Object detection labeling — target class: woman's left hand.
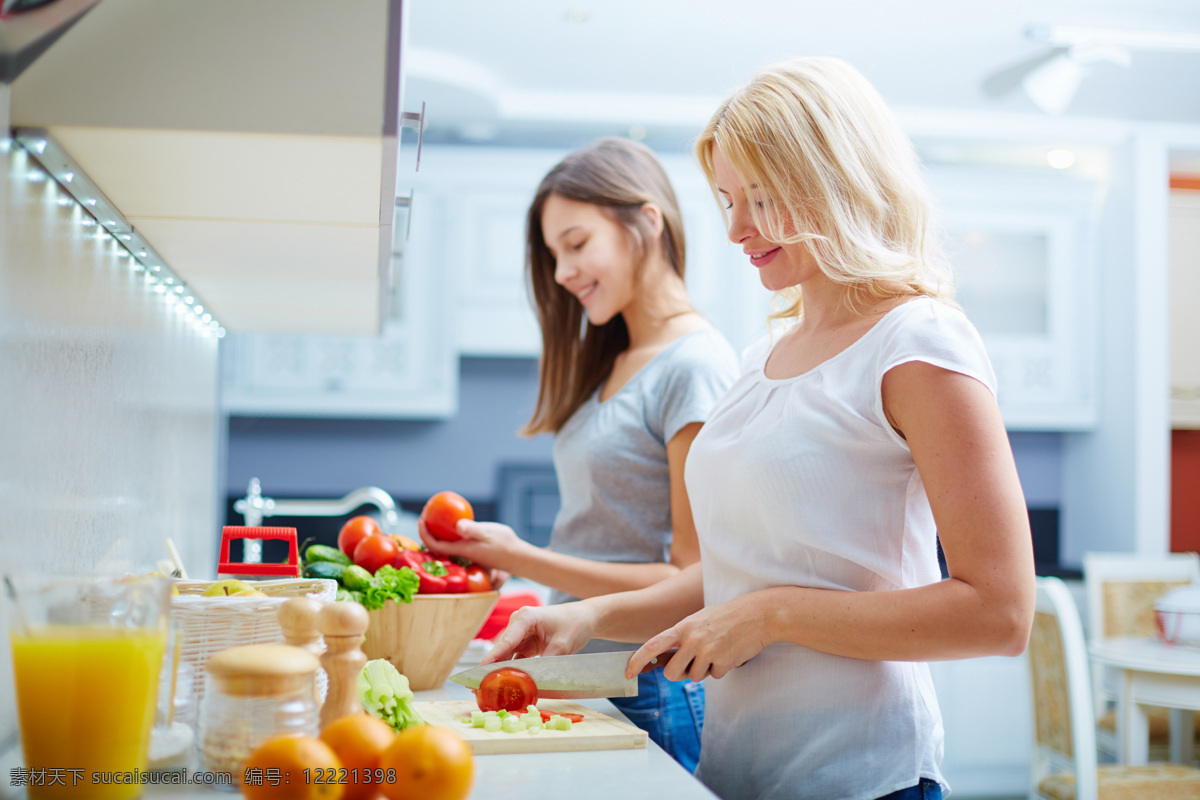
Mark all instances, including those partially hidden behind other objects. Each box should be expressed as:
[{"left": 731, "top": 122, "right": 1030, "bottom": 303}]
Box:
[{"left": 627, "top": 593, "right": 771, "bottom": 681}]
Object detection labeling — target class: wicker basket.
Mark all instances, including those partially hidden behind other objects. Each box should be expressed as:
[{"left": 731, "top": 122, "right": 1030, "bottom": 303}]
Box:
[{"left": 171, "top": 578, "right": 337, "bottom": 724}]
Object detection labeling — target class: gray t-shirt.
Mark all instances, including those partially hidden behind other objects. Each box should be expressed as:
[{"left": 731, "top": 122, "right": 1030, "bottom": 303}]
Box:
[{"left": 548, "top": 327, "right": 739, "bottom": 652}]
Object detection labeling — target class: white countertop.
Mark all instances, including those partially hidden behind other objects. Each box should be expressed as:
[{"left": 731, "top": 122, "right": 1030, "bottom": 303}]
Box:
[{"left": 0, "top": 680, "right": 717, "bottom": 800}]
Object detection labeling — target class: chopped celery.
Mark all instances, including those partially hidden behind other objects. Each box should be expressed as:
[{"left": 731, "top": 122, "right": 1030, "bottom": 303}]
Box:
[
  {"left": 501, "top": 715, "right": 523, "bottom": 733},
  {"left": 484, "top": 716, "right": 503, "bottom": 733},
  {"left": 356, "top": 659, "right": 424, "bottom": 732}
]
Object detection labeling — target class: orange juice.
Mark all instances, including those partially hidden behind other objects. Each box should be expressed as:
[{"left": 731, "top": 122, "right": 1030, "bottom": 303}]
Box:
[{"left": 11, "top": 625, "right": 166, "bottom": 800}]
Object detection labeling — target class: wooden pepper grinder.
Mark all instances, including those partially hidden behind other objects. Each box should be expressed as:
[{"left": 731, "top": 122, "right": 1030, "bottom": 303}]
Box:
[
  {"left": 278, "top": 597, "right": 327, "bottom": 704},
  {"left": 317, "top": 600, "right": 370, "bottom": 729}
]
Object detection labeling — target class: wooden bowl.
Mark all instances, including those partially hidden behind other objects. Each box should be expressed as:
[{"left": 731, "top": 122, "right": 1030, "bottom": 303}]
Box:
[{"left": 361, "top": 591, "right": 499, "bottom": 690}]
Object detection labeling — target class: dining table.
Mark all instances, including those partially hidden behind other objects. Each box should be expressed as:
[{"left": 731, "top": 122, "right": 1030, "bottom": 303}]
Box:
[{"left": 1089, "top": 635, "right": 1200, "bottom": 765}]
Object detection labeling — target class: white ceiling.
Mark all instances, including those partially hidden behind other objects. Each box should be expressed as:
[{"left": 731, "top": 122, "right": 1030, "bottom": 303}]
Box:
[{"left": 406, "top": 0, "right": 1200, "bottom": 151}]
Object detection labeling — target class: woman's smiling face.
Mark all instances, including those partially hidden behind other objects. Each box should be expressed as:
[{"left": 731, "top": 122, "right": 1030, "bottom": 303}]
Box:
[
  {"left": 541, "top": 193, "right": 639, "bottom": 326},
  {"left": 712, "top": 145, "right": 820, "bottom": 292}
]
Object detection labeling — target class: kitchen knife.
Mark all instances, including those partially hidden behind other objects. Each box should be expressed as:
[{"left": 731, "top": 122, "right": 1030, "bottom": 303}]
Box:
[{"left": 449, "top": 651, "right": 639, "bottom": 699}]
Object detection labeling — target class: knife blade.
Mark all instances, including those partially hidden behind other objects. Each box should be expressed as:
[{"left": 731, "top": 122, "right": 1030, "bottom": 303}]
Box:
[{"left": 449, "top": 651, "right": 639, "bottom": 699}]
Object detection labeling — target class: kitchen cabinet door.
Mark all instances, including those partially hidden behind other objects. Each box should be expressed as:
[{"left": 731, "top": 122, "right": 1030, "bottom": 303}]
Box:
[
  {"left": 1171, "top": 191, "right": 1200, "bottom": 429},
  {"left": 219, "top": 194, "right": 457, "bottom": 418},
  {"left": 928, "top": 655, "right": 1032, "bottom": 796},
  {"left": 423, "top": 146, "right": 773, "bottom": 359},
  {"left": 930, "top": 167, "right": 1101, "bottom": 430}
]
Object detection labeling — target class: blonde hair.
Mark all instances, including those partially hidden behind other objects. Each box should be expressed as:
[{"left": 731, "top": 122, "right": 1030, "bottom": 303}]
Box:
[
  {"left": 695, "top": 57, "right": 954, "bottom": 320},
  {"left": 522, "top": 138, "right": 687, "bottom": 435}
]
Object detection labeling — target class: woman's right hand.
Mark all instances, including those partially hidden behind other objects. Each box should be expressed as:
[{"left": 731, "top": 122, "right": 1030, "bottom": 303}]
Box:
[
  {"left": 482, "top": 601, "right": 600, "bottom": 663},
  {"left": 418, "top": 518, "right": 526, "bottom": 573}
]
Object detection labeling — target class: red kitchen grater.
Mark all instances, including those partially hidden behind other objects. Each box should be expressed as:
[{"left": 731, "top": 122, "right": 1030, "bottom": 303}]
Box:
[{"left": 217, "top": 526, "right": 301, "bottom": 577}]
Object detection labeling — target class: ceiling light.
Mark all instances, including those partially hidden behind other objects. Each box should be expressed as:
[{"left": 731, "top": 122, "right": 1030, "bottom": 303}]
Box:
[{"left": 1021, "top": 42, "right": 1131, "bottom": 114}]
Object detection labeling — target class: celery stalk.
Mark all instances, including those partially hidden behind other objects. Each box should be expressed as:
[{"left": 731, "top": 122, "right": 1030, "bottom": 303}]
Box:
[{"left": 356, "top": 658, "right": 424, "bottom": 732}]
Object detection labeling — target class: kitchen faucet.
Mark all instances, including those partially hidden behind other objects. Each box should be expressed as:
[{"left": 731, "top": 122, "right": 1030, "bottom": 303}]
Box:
[{"left": 233, "top": 477, "right": 404, "bottom": 563}]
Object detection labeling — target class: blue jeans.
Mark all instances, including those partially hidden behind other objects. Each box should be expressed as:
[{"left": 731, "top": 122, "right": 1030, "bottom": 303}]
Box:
[
  {"left": 876, "top": 779, "right": 943, "bottom": 800},
  {"left": 607, "top": 666, "right": 704, "bottom": 773}
]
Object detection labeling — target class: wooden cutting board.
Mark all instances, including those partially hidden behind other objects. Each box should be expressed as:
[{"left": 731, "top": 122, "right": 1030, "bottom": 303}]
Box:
[{"left": 413, "top": 699, "right": 648, "bottom": 754}]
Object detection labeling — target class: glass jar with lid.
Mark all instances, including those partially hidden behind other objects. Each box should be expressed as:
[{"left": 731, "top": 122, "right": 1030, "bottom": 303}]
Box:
[{"left": 198, "top": 643, "right": 321, "bottom": 785}]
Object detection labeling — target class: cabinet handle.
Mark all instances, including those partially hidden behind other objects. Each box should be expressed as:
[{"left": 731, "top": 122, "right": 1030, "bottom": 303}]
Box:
[
  {"left": 1172, "top": 386, "right": 1200, "bottom": 401},
  {"left": 401, "top": 100, "right": 426, "bottom": 172},
  {"left": 394, "top": 190, "right": 414, "bottom": 242}
]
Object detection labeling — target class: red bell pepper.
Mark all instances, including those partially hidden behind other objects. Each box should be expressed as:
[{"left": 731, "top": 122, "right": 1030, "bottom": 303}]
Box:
[
  {"left": 393, "top": 549, "right": 449, "bottom": 593},
  {"left": 442, "top": 562, "right": 469, "bottom": 593}
]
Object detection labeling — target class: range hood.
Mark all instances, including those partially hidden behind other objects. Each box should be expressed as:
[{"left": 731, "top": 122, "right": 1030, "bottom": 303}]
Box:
[{"left": 8, "top": 0, "right": 407, "bottom": 335}]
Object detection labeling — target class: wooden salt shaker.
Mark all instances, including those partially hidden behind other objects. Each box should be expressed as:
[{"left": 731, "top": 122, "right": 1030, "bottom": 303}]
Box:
[
  {"left": 317, "top": 600, "right": 370, "bottom": 729},
  {"left": 278, "top": 597, "right": 327, "bottom": 704}
]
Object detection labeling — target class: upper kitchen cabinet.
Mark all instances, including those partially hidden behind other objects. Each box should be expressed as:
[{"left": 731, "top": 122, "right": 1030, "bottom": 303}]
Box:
[
  {"left": 8, "top": 0, "right": 411, "bottom": 336},
  {"left": 927, "top": 165, "right": 1101, "bottom": 430},
  {"left": 420, "top": 146, "right": 770, "bottom": 359},
  {"left": 426, "top": 144, "right": 1099, "bottom": 430}
]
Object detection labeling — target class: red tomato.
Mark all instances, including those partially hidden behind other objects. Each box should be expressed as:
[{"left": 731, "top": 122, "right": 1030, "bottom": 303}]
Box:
[
  {"left": 338, "top": 515, "right": 382, "bottom": 557},
  {"left": 465, "top": 565, "right": 492, "bottom": 593},
  {"left": 421, "top": 491, "right": 474, "bottom": 542},
  {"left": 475, "top": 667, "right": 538, "bottom": 713},
  {"left": 538, "top": 710, "right": 584, "bottom": 724},
  {"left": 353, "top": 533, "right": 399, "bottom": 574}
]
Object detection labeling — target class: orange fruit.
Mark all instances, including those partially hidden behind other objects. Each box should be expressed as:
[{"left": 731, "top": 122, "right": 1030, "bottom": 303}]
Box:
[
  {"left": 378, "top": 725, "right": 474, "bottom": 800},
  {"left": 240, "top": 734, "right": 345, "bottom": 800},
  {"left": 319, "top": 714, "right": 396, "bottom": 800}
]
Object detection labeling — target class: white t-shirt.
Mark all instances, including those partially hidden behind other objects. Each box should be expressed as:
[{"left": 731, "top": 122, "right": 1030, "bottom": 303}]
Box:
[{"left": 685, "top": 297, "right": 995, "bottom": 800}]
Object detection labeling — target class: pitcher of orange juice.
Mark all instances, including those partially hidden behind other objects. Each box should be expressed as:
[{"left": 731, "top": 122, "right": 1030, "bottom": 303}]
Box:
[{"left": 5, "top": 574, "right": 170, "bottom": 800}]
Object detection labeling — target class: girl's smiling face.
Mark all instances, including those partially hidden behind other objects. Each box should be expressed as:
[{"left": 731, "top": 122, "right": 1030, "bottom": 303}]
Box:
[
  {"left": 712, "top": 145, "right": 820, "bottom": 292},
  {"left": 541, "top": 193, "right": 639, "bottom": 326}
]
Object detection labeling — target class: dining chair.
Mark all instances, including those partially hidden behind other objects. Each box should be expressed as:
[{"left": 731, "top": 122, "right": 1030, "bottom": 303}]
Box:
[
  {"left": 1082, "top": 551, "right": 1200, "bottom": 760},
  {"left": 1027, "top": 576, "right": 1200, "bottom": 800}
]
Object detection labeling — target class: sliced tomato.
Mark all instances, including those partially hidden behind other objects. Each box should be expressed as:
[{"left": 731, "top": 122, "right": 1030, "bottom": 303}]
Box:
[
  {"left": 476, "top": 667, "right": 538, "bottom": 713},
  {"left": 539, "top": 710, "right": 584, "bottom": 724}
]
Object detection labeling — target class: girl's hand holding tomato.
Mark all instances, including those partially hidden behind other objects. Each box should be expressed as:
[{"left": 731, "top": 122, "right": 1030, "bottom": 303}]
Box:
[
  {"left": 420, "top": 491, "right": 474, "bottom": 542},
  {"left": 417, "top": 518, "right": 525, "bottom": 574}
]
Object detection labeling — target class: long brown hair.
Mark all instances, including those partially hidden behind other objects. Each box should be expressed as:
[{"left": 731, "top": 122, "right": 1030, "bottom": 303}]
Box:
[{"left": 521, "top": 138, "right": 686, "bottom": 436}]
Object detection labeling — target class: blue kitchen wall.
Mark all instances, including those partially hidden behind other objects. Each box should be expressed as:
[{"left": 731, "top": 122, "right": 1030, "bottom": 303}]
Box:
[
  {"left": 225, "top": 356, "right": 1065, "bottom": 558},
  {"left": 225, "top": 357, "right": 554, "bottom": 506}
]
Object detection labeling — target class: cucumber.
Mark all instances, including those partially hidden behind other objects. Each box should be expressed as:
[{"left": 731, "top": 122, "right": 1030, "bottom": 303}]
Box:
[
  {"left": 304, "top": 544, "right": 351, "bottom": 567},
  {"left": 341, "top": 564, "right": 374, "bottom": 591},
  {"left": 303, "top": 561, "right": 346, "bottom": 582}
]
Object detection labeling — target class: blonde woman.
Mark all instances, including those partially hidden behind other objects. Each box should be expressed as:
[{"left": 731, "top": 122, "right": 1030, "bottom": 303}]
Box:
[
  {"left": 479, "top": 59, "right": 1036, "bottom": 800},
  {"left": 421, "top": 137, "right": 739, "bottom": 771}
]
